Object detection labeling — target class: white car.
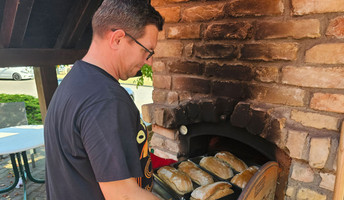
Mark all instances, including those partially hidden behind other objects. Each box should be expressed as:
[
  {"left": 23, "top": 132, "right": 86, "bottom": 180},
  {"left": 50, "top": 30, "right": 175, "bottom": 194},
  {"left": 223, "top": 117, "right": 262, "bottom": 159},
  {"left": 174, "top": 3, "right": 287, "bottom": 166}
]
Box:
[{"left": 0, "top": 67, "right": 34, "bottom": 80}]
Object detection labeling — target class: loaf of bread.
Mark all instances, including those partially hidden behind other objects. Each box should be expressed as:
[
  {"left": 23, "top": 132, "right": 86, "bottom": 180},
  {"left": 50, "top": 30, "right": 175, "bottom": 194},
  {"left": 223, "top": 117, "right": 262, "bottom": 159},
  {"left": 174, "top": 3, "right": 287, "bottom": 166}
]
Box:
[
  {"left": 190, "top": 181, "right": 234, "bottom": 200},
  {"left": 199, "top": 157, "right": 233, "bottom": 179},
  {"left": 178, "top": 161, "right": 214, "bottom": 186},
  {"left": 157, "top": 166, "right": 193, "bottom": 195},
  {"left": 230, "top": 166, "right": 259, "bottom": 189},
  {"left": 215, "top": 151, "right": 248, "bottom": 172}
]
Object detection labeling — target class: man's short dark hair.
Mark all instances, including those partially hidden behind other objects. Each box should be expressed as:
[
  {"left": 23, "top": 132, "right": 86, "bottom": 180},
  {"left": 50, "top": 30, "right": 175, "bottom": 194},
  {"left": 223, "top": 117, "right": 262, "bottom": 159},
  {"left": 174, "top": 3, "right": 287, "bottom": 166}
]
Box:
[{"left": 92, "top": 0, "right": 164, "bottom": 39}]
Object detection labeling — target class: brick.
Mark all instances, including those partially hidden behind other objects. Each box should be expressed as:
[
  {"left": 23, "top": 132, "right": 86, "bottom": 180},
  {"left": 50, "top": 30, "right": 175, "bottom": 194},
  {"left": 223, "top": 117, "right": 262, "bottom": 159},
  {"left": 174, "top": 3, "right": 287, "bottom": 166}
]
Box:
[
  {"left": 141, "top": 103, "right": 154, "bottom": 123},
  {"left": 200, "top": 99, "right": 221, "bottom": 123},
  {"left": 156, "top": 6, "right": 181, "bottom": 23},
  {"left": 167, "top": 61, "right": 204, "bottom": 75},
  {"left": 150, "top": 133, "right": 180, "bottom": 153},
  {"left": 151, "top": 0, "right": 190, "bottom": 7},
  {"left": 172, "top": 76, "right": 210, "bottom": 94},
  {"left": 194, "top": 43, "right": 238, "bottom": 59},
  {"left": 214, "top": 98, "right": 237, "bottom": 121},
  {"left": 167, "top": 91, "right": 179, "bottom": 105},
  {"left": 151, "top": 0, "right": 166, "bottom": 7},
  {"left": 152, "top": 89, "right": 168, "bottom": 103},
  {"left": 309, "top": 137, "right": 331, "bottom": 169},
  {"left": 306, "top": 43, "right": 344, "bottom": 64},
  {"left": 205, "top": 63, "right": 254, "bottom": 81},
  {"left": 154, "top": 107, "right": 165, "bottom": 127},
  {"left": 152, "top": 147, "right": 178, "bottom": 161},
  {"left": 291, "top": 162, "right": 314, "bottom": 182},
  {"left": 310, "top": 93, "right": 344, "bottom": 113},
  {"left": 256, "top": 19, "right": 320, "bottom": 39},
  {"left": 153, "top": 106, "right": 175, "bottom": 128},
  {"left": 212, "top": 81, "right": 248, "bottom": 99},
  {"left": 185, "top": 43, "right": 193, "bottom": 57},
  {"left": 152, "top": 61, "right": 166, "bottom": 73},
  {"left": 247, "top": 108, "right": 268, "bottom": 136},
  {"left": 240, "top": 43, "right": 298, "bottom": 61},
  {"left": 173, "top": 106, "right": 189, "bottom": 125},
  {"left": 182, "top": 3, "right": 226, "bottom": 22},
  {"left": 158, "top": 29, "right": 166, "bottom": 40},
  {"left": 286, "top": 186, "right": 295, "bottom": 197},
  {"left": 153, "top": 74, "right": 171, "bottom": 90},
  {"left": 155, "top": 41, "right": 183, "bottom": 58},
  {"left": 286, "top": 130, "right": 308, "bottom": 159},
  {"left": 152, "top": 124, "right": 177, "bottom": 140},
  {"left": 255, "top": 66, "right": 279, "bottom": 83},
  {"left": 184, "top": 102, "right": 202, "bottom": 122},
  {"left": 204, "top": 22, "right": 252, "bottom": 40},
  {"left": 319, "top": 172, "right": 335, "bottom": 191},
  {"left": 296, "top": 188, "right": 326, "bottom": 200},
  {"left": 282, "top": 66, "right": 344, "bottom": 89},
  {"left": 178, "top": 91, "right": 192, "bottom": 102},
  {"left": 164, "top": 138, "right": 180, "bottom": 153},
  {"left": 167, "top": 24, "right": 201, "bottom": 39},
  {"left": 326, "top": 16, "right": 344, "bottom": 38},
  {"left": 225, "top": 0, "right": 283, "bottom": 16},
  {"left": 230, "top": 102, "right": 251, "bottom": 128},
  {"left": 291, "top": 110, "right": 339, "bottom": 131},
  {"left": 250, "top": 84, "right": 306, "bottom": 106},
  {"left": 292, "top": 0, "right": 344, "bottom": 15},
  {"left": 261, "top": 115, "right": 287, "bottom": 148},
  {"left": 150, "top": 133, "right": 165, "bottom": 147}
]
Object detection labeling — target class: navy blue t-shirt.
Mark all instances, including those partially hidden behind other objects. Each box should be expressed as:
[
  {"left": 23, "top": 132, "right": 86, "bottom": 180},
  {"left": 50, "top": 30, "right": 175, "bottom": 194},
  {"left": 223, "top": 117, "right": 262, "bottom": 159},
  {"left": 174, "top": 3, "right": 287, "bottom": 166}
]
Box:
[{"left": 44, "top": 60, "right": 153, "bottom": 199}]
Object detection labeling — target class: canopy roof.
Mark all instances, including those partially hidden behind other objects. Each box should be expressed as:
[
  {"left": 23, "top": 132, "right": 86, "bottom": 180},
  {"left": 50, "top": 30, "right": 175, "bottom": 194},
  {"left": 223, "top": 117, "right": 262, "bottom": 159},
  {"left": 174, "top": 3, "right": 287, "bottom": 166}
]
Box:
[{"left": 0, "top": 0, "right": 103, "bottom": 67}]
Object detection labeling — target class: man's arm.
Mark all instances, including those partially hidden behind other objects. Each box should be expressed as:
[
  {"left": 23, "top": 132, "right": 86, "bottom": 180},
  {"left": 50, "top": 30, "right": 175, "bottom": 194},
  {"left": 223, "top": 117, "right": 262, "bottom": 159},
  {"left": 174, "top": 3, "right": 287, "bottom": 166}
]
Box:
[{"left": 99, "top": 177, "right": 159, "bottom": 200}]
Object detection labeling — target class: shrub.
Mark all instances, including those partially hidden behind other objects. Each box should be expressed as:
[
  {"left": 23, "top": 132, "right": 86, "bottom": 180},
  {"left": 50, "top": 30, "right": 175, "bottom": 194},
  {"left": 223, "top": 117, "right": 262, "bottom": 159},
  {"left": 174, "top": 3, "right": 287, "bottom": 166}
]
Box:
[{"left": 0, "top": 94, "right": 42, "bottom": 125}]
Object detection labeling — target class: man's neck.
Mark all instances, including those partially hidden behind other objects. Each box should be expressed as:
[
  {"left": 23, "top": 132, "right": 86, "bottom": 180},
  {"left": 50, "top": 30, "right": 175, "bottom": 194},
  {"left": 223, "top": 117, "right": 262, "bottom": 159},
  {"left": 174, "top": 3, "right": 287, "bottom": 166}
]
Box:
[{"left": 82, "top": 40, "right": 120, "bottom": 80}]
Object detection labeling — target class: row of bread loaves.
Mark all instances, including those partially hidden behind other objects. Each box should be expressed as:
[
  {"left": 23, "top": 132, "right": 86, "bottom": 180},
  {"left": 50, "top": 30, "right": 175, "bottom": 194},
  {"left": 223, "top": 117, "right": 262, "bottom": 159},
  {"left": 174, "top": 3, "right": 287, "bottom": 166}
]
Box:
[
  {"left": 157, "top": 165, "right": 234, "bottom": 200},
  {"left": 157, "top": 151, "right": 259, "bottom": 199}
]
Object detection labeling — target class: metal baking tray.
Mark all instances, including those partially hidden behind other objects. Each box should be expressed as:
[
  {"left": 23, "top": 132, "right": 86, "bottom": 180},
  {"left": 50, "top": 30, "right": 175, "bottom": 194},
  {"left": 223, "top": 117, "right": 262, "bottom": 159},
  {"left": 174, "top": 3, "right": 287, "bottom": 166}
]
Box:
[{"left": 153, "top": 152, "right": 247, "bottom": 200}]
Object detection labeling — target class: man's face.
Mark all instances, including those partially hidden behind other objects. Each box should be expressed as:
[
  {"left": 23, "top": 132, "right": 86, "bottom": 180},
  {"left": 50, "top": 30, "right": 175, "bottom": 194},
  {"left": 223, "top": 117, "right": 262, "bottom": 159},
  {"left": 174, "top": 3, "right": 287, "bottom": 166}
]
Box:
[{"left": 118, "top": 25, "right": 159, "bottom": 80}]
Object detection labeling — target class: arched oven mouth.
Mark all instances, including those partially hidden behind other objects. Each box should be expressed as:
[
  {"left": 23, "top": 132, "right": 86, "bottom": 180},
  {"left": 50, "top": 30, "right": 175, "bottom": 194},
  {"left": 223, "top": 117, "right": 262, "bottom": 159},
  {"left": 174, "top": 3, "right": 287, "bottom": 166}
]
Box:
[{"left": 152, "top": 121, "right": 290, "bottom": 200}]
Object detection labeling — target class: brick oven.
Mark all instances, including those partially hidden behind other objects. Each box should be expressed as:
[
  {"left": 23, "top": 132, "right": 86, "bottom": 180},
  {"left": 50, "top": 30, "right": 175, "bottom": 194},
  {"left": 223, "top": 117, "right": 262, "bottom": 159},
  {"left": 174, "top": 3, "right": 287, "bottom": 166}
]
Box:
[{"left": 143, "top": 0, "right": 344, "bottom": 199}]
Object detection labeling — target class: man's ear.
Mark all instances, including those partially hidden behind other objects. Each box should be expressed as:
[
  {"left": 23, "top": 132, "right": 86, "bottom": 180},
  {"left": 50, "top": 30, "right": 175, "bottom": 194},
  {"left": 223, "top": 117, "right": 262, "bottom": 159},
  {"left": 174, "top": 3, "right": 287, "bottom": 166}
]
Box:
[{"left": 109, "top": 29, "right": 126, "bottom": 49}]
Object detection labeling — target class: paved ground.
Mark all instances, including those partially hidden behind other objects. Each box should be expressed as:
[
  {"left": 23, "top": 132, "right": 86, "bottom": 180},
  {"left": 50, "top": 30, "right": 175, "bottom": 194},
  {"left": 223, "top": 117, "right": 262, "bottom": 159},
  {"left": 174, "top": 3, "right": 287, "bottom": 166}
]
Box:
[
  {"left": 0, "top": 147, "right": 46, "bottom": 200},
  {"left": 0, "top": 80, "right": 38, "bottom": 98}
]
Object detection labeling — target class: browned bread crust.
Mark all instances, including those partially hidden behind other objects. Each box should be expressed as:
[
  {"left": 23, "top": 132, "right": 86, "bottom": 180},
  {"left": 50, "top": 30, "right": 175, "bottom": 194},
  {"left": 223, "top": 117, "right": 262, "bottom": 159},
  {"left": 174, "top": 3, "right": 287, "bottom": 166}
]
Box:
[
  {"left": 178, "top": 161, "right": 214, "bottom": 186},
  {"left": 157, "top": 166, "right": 193, "bottom": 195},
  {"left": 199, "top": 157, "right": 233, "bottom": 179},
  {"left": 215, "top": 151, "right": 248, "bottom": 172},
  {"left": 190, "top": 181, "right": 234, "bottom": 200},
  {"left": 230, "top": 166, "right": 259, "bottom": 189}
]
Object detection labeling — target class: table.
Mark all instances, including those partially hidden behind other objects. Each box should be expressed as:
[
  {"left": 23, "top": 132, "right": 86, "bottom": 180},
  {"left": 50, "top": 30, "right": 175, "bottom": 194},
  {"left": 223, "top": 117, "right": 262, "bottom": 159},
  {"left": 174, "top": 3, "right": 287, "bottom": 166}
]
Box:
[{"left": 0, "top": 125, "right": 45, "bottom": 199}]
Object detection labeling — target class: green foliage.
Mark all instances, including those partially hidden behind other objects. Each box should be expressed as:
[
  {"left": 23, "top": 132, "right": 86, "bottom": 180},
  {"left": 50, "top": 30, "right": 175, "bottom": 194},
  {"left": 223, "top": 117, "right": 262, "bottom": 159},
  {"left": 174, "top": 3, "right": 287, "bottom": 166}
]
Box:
[
  {"left": 0, "top": 94, "right": 42, "bottom": 125},
  {"left": 135, "top": 64, "right": 153, "bottom": 88}
]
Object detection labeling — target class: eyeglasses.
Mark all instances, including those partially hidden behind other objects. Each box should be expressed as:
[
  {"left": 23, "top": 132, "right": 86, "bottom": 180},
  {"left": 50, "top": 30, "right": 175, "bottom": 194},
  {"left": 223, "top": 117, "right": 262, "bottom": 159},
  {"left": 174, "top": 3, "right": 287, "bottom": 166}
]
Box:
[{"left": 111, "top": 29, "right": 154, "bottom": 60}]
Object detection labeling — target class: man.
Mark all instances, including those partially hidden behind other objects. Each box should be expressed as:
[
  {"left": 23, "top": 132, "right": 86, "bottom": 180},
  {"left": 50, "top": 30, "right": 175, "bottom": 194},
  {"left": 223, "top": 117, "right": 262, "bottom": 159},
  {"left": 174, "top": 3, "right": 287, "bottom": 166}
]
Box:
[{"left": 44, "top": 0, "right": 164, "bottom": 199}]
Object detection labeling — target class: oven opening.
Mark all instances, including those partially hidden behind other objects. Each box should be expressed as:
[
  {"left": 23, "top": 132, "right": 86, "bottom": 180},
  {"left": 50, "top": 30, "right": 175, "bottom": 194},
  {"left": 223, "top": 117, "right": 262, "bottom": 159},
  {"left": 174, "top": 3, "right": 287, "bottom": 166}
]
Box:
[{"left": 188, "top": 135, "right": 271, "bottom": 166}]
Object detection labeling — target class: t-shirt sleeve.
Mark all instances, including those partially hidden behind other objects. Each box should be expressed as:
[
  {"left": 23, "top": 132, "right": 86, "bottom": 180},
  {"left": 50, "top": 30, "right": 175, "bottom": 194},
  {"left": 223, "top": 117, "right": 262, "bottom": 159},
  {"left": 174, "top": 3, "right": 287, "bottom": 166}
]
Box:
[{"left": 78, "top": 98, "right": 142, "bottom": 182}]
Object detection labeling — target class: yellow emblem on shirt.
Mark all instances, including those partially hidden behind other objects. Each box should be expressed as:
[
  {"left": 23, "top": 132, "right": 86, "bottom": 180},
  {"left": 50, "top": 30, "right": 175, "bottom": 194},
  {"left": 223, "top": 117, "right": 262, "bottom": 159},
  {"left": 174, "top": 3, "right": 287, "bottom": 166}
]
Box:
[{"left": 136, "top": 130, "right": 146, "bottom": 144}]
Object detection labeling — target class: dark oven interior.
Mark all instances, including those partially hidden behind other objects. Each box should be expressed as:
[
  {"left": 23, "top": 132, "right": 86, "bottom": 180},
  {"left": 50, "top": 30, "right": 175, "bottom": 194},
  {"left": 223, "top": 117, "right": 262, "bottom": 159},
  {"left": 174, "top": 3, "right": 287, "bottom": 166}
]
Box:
[{"left": 178, "top": 121, "right": 276, "bottom": 164}]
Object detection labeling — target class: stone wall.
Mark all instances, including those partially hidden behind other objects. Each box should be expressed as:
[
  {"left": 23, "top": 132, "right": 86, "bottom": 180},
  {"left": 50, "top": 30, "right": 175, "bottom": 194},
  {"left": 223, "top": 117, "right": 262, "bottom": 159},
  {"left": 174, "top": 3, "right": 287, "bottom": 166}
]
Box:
[{"left": 144, "top": 0, "right": 344, "bottom": 199}]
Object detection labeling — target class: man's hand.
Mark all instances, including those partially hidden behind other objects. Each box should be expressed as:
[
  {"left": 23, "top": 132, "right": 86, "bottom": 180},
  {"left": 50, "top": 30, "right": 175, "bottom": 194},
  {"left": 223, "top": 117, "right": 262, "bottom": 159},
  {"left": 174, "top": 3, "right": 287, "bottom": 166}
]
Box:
[{"left": 99, "top": 178, "right": 159, "bottom": 200}]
